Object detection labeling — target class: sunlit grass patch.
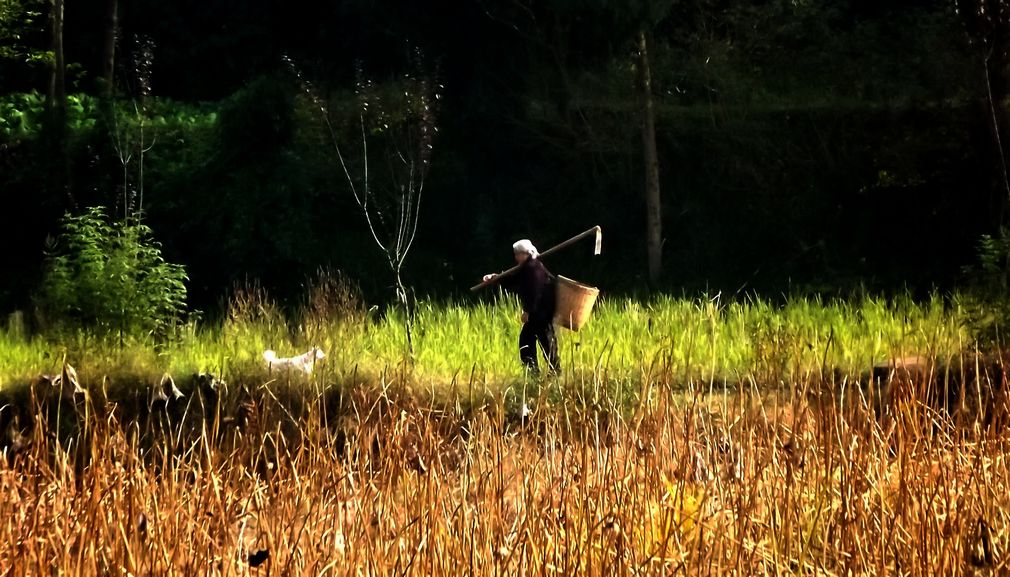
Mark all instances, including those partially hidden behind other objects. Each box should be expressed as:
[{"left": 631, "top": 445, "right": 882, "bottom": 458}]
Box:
[{"left": 0, "top": 292, "right": 974, "bottom": 400}]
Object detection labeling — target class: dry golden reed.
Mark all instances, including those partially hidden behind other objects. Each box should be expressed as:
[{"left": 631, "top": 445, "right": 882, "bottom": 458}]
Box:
[{"left": 2, "top": 367, "right": 1010, "bottom": 576}]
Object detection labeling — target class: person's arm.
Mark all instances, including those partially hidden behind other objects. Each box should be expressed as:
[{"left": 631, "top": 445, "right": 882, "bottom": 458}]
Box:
[{"left": 481, "top": 273, "right": 514, "bottom": 290}]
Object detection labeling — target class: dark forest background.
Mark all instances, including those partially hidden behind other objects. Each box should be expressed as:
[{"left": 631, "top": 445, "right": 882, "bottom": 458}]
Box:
[{"left": 1, "top": 0, "right": 1006, "bottom": 316}]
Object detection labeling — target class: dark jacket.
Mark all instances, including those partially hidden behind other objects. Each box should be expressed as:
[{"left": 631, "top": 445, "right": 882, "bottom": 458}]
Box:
[{"left": 502, "top": 257, "right": 556, "bottom": 322}]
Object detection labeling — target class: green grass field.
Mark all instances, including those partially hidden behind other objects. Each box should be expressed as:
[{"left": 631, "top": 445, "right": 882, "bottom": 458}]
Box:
[{"left": 0, "top": 292, "right": 981, "bottom": 403}]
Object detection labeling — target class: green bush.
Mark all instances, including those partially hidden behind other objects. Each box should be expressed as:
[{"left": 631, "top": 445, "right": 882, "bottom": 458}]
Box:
[
  {"left": 964, "top": 228, "right": 1010, "bottom": 296},
  {"left": 37, "top": 206, "right": 188, "bottom": 341},
  {"left": 0, "top": 91, "right": 100, "bottom": 139}
]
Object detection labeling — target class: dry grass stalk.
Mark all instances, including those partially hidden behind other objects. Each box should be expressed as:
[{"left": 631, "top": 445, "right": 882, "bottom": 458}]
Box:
[{"left": 1, "top": 379, "right": 1009, "bottom": 576}]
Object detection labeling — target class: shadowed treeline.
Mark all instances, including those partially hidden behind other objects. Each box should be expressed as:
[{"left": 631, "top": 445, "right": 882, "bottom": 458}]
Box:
[{"left": 0, "top": 0, "right": 993, "bottom": 314}]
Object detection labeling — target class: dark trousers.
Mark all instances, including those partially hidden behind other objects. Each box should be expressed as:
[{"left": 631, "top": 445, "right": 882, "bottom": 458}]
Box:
[{"left": 519, "top": 318, "right": 560, "bottom": 374}]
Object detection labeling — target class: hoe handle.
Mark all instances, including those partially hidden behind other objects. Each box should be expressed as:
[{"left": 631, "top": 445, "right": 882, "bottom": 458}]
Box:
[{"left": 470, "top": 226, "right": 602, "bottom": 292}]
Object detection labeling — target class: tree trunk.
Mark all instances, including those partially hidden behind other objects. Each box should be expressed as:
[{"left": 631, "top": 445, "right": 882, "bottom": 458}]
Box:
[
  {"left": 394, "top": 268, "right": 414, "bottom": 355},
  {"left": 48, "top": 0, "right": 65, "bottom": 118},
  {"left": 102, "top": 0, "right": 117, "bottom": 97},
  {"left": 47, "top": 0, "right": 73, "bottom": 208},
  {"left": 637, "top": 29, "right": 662, "bottom": 283}
]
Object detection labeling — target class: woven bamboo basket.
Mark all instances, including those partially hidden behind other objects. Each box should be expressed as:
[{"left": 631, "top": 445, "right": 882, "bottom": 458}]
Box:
[{"left": 554, "top": 275, "right": 599, "bottom": 331}]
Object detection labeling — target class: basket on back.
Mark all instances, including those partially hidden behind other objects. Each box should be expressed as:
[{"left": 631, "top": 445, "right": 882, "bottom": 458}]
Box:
[{"left": 554, "top": 275, "right": 599, "bottom": 331}]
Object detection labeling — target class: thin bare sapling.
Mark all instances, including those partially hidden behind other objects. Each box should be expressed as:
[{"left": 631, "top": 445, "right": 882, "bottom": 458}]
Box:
[
  {"left": 287, "top": 52, "right": 440, "bottom": 353},
  {"left": 108, "top": 34, "right": 156, "bottom": 223}
]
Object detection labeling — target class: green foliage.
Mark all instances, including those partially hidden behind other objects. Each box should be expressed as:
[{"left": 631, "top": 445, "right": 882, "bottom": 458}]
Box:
[
  {"left": 0, "top": 0, "right": 48, "bottom": 64},
  {"left": 216, "top": 75, "right": 295, "bottom": 158},
  {"left": 0, "top": 92, "right": 216, "bottom": 141},
  {"left": 166, "top": 76, "right": 318, "bottom": 293},
  {"left": 0, "top": 92, "right": 99, "bottom": 139},
  {"left": 963, "top": 228, "right": 1010, "bottom": 295},
  {"left": 37, "top": 207, "right": 188, "bottom": 341},
  {"left": 954, "top": 229, "right": 1010, "bottom": 341},
  {"left": 0, "top": 91, "right": 43, "bottom": 137}
]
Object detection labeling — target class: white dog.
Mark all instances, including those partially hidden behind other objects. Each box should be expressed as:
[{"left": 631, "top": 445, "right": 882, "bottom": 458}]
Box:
[{"left": 263, "top": 347, "right": 326, "bottom": 374}]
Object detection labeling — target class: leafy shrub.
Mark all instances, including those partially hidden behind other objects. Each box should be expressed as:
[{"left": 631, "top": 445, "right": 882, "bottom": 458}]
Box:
[
  {"left": 37, "top": 206, "right": 187, "bottom": 341},
  {"left": 0, "top": 91, "right": 99, "bottom": 139},
  {"left": 959, "top": 228, "right": 1010, "bottom": 340},
  {"left": 964, "top": 228, "right": 1010, "bottom": 296}
]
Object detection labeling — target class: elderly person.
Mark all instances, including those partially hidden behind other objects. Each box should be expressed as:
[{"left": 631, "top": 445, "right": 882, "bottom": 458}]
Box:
[{"left": 484, "top": 239, "right": 561, "bottom": 375}]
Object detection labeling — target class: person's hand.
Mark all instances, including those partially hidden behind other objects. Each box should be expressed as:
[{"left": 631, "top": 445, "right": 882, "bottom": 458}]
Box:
[
  {"left": 483, "top": 273, "right": 496, "bottom": 282},
  {"left": 521, "top": 312, "right": 529, "bottom": 323}
]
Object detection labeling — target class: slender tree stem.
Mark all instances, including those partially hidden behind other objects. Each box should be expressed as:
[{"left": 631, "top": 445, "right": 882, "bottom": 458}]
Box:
[
  {"left": 984, "top": 48, "right": 1010, "bottom": 226},
  {"left": 637, "top": 29, "right": 663, "bottom": 284}
]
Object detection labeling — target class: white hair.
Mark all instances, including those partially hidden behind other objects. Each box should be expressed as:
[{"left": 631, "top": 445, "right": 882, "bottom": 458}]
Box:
[{"left": 513, "top": 239, "right": 539, "bottom": 258}]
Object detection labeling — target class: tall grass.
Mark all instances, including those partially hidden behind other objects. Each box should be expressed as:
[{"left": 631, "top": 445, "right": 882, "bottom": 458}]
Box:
[
  {"left": 2, "top": 376, "right": 1007, "bottom": 575},
  {"left": 0, "top": 292, "right": 974, "bottom": 400}
]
